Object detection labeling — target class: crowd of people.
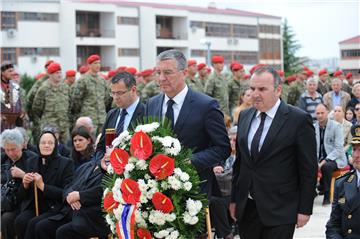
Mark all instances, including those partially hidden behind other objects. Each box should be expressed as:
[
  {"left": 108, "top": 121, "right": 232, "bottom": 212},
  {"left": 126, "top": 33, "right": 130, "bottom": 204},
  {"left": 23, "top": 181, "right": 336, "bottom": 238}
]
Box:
[{"left": 1, "top": 49, "right": 360, "bottom": 239}]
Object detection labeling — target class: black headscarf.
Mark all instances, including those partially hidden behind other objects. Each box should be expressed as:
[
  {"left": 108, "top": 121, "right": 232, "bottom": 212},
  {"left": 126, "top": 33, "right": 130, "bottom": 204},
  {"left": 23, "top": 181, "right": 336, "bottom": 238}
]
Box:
[{"left": 37, "top": 131, "right": 59, "bottom": 164}]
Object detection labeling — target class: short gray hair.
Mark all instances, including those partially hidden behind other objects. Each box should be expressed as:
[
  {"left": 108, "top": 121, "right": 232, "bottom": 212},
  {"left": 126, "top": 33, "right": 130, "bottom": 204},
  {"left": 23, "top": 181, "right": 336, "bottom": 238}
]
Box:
[
  {"left": 331, "top": 78, "right": 342, "bottom": 85},
  {"left": 15, "top": 127, "right": 29, "bottom": 142},
  {"left": 252, "top": 65, "right": 282, "bottom": 88},
  {"left": 306, "top": 77, "right": 318, "bottom": 86},
  {"left": 0, "top": 128, "right": 25, "bottom": 147},
  {"left": 157, "top": 49, "right": 187, "bottom": 71}
]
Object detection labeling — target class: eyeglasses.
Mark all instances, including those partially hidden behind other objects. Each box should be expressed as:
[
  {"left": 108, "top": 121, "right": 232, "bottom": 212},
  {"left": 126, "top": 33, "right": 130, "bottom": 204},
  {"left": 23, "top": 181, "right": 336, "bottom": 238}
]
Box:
[
  {"left": 355, "top": 108, "right": 360, "bottom": 111},
  {"left": 110, "top": 90, "right": 129, "bottom": 97},
  {"left": 39, "top": 141, "right": 55, "bottom": 146}
]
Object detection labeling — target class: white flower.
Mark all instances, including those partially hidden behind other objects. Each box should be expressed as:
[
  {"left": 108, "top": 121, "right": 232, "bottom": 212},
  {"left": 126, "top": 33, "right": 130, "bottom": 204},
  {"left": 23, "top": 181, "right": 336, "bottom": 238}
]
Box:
[
  {"left": 129, "top": 157, "right": 138, "bottom": 163},
  {"left": 160, "top": 181, "right": 169, "bottom": 190},
  {"left": 106, "top": 164, "right": 114, "bottom": 175},
  {"left": 125, "top": 163, "right": 135, "bottom": 172},
  {"left": 136, "top": 160, "right": 148, "bottom": 170},
  {"left": 183, "top": 182, "right": 192, "bottom": 191},
  {"left": 144, "top": 174, "right": 151, "bottom": 180},
  {"left": 138, "top": 179, "right": 148, "bottom": 192},
  {"left": 113, "top": 204, "right": 124, "bottom": 220},
  {"left": 165, "top": 213, "right": 176, "bottom": 222},
  {"left": 153, "top": 136, "right": 182, "bottom": 156},
  {"left": 146, "top": 188, "right": 158, "bottom": 199},
  {"left": 179, "top": 172, "right": 190, "bottom": 182},
  {"left": 112, "top": 130, "right": 130, "bottom": 147},
  {"left": 183, "top": 212, "right": 199, "bottom": 225},
  {"left": 140, "top": 194, "right": 148, "bottom": 203},
  {"left": 142, "top": 211, "right": 149, "bottom": 219},
  {"left": 186, "top": 199, "right": 202, "bottom": 216},
  {"left": 105, "top": 214, "right": 114, "bottom": 227},
  {"left": 166, "top": 230, "right": 179, "bottom": 239},
  {"left": 112, "top": 178, "right": 124, "bottom": 203},
  {"left": 149, "top": 210, "right": 166, "bottom": 225},
  {"left": 147, "top": 179, "right": 158, "bottom": 189},
  {"left": 154, "top": 229, "right": 170, "bottom": 238},
  {"left": 168, "top": 176, "right": 182, "bottom": 190},
  {"left": 135, "top": 210, "right": 148, "bottom": 228},
  {"left": 174, "top": 168, "right": 182, "bottom": 176},
  {"left": 135, "top": 122, "right": 160, "bottom": 133}
]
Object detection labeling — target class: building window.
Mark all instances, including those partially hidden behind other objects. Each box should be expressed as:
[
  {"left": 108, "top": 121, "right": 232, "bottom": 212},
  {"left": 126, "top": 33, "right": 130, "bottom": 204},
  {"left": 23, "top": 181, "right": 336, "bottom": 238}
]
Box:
[
  {"left": 117, "top": 16, "right": 138, "bottom": 25},
  {"left": 19, "top": 48, "right": 60, "bottom": 56},
  {"left": 19, "top": 12, "right": 59, "bottom": 22},
  {"left": 259, "top": 39, "right": 281, "bottom": 60},
  {"left": 205, "top": 22, "right": 231, "bottom": 37},
  {"left": 1, "top": 48, "right": 17, "bottom": 64},
  {"left": 118, "top": 48, "right": 139, "bottom": 57},
  {"left": 1, "top": 12, "right": 17, "bottom": 30},
  {"left": 341, "top": 49, "right": 360, "bottom": 58},
  {"left": 191, "top": 50, "right": 206, "bottom": 57},
  {"left": 233, "top": 24, "right": 258, "bottom": 38},
  {"left": 190, "top": 21, "right": 204, "bottom": 28},
  {"left": 210, "top": 50, "right": 258, "bottom": 64},
  {"left": 259, "top": 25, "right": 281, "bottom": 34}
]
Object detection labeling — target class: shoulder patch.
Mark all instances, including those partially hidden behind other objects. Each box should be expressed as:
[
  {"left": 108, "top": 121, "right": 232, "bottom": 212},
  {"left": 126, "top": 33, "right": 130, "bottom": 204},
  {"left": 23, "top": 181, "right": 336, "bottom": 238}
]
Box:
[
  {"left": 347, "top": 174, "right": 355, "bottom": 183},
  {"left": 335, "top": 170, "right": 355, "bottom": 181}
]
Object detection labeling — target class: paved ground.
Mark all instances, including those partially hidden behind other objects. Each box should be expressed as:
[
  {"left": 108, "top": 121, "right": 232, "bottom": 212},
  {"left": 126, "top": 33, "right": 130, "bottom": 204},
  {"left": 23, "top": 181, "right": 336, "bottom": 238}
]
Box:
[{"left": 230, "top": 195, "right": 332, "bottom": 239}]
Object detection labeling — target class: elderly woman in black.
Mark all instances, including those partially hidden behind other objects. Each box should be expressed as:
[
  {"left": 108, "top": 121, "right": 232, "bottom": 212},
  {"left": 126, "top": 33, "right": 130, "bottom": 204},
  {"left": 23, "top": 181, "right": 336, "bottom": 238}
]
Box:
[
  {"left": 1, "top": 129, "right": 38, "bottom": 239},
  {"left": 14, "top": 131, "right": 74, "bottom": 239}
]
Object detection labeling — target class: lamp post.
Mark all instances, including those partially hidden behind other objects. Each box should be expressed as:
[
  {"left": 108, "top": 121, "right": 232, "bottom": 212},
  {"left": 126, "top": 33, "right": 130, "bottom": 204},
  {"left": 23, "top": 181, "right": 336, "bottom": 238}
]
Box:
[{"left": 200, "top": 39, "right": 211, "bottom": 66}]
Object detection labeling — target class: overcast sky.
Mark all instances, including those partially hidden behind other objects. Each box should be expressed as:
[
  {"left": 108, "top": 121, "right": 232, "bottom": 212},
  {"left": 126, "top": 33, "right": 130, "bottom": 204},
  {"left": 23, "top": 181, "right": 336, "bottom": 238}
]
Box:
[{"left": 133, "top": 0, "right": 360, "bottom": 60}]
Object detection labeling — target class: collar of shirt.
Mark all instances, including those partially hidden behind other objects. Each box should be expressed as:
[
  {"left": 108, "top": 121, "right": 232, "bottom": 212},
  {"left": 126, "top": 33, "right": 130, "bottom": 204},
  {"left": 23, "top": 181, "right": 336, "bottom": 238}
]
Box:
[
  {"left": 116, "top": 97, "right": 139, "bottom": 130},
  {"left": 255, "top": 98, "right": 281, "bottom": 119},
  {"left": 123, "top": 97, "right": 139, "bottom": 117},
  {"left": 162, "top": 85, "right": 189, "bottom": 124}
]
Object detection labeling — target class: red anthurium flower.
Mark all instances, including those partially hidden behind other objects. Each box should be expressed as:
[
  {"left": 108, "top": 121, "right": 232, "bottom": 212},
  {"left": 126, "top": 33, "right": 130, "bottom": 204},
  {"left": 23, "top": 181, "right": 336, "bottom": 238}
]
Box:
[
  {"left": 130, "top": 131, "right": 153, "bottom": 160},
  {"left": 103, "top": 192, "right": 119, "bottom": 213},
  {"left": 152, "top": 192, "right": 174, "bottom": 213},
  {"left": 149, "top": 154, "right": 175, "bottom": 180},
  {"left": 137, "top": 228, "right": 152, "bottom": 239},
  {"left": 121, "top": 179, "right": 141, "bottom": 204},
  {"left": 110, "top": 148, "right": 129, "bottom": 175}
]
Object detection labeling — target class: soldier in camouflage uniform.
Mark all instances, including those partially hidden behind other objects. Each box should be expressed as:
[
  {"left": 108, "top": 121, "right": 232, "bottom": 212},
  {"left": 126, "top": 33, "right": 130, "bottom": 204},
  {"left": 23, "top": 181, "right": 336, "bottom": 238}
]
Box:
[
  {"left": 64, "top": 70, "right": 76, "bottom": 86},
  {"left": 281, "top": 75, "right": 297, "bottom": 103},
  {"left": 204, "top": 55, "right": 230, "bottom": 116},
  {"left": 287, "top": 71, "right": 306, "bottom": 106},
  {"left": 185, "top": 59, "right": 204, "bottom": 93},
  {"left": 71, "top": 54, "right": 111, "bottom": 136},
  {"left": 317, "top": 69, "right": 331, "bottom": 96},
  {"left": 228, "top": 62, "right": 249, "bottom": 116},
  {"left": 137, "top": 69, "right": 154, "bottom": 97},
  {"left": 32, "top": 62, "right": 70, "bottom": 144},
  {"left": 197, "top": 63, "right": 208, "bottom": 88},
  {"left": 141, "top": 79, "right": 160, "bottom": 103}
]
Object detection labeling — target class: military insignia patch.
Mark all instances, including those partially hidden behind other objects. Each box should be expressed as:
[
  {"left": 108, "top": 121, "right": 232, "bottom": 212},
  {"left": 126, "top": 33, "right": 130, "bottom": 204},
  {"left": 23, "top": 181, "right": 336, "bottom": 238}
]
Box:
[
  {"left": 338, "top": 197, "right": 346, "bottom": 204},
  {"left": 347, "top": 174, "right": 354, "bottom": 183}
]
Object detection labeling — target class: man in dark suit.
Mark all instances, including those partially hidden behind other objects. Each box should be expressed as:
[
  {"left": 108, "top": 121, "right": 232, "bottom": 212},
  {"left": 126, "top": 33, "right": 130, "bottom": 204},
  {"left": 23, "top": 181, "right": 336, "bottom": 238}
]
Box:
[
  {"left": 145, "top": 49, "right": 231, "bottom": 196},
  {"left": 326, "top": 124, "right": 360, "bottom": 239},
  {"left": 95, "top": 71, "right": 145, "bottom": 161},
  {"left": 230, "top": 66, "right": 318, "bottom": 239}
]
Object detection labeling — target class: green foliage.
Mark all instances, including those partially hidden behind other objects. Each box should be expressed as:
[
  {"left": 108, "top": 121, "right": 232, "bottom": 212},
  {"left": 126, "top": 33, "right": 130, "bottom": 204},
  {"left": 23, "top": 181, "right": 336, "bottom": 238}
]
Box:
[
  {"left": 282, "top": 18, "right": 302, "bottom": 74},
  {"left": 102, "top": 119, "right": 208, "bottom": 239},
  {"left": 19, "top": 74, "right": 36, "bottom": 94}
]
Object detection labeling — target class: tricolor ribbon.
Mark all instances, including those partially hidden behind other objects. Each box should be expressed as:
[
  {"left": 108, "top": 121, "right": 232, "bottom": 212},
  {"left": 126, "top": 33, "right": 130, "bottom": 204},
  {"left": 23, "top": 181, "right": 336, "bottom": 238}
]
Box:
[{"left": 117, "top": 204, "right": 136, "bottom": 239}]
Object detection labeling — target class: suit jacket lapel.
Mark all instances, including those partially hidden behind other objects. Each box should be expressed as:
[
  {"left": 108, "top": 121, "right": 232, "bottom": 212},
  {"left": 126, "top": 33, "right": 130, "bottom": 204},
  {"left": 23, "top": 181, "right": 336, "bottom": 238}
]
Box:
[
  {"left": 129, "top": 101, "right": 144, "bottom": 130},
  {"left": 241, "top": 108, "right": 256, "bottom": 159},
  {"left": 344, "top": 174, "right": 360, "bottom": 212},
  {"left": 257, "top": 101, "right": 288, "bottom": 161},
  {"left": 173, "top": 89, "right": 194, "bottom": 134}
]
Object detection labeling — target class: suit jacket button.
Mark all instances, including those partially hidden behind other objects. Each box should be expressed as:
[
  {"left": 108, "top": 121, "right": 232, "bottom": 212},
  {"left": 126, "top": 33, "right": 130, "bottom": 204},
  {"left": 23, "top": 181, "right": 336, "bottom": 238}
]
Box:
[
  {"left": 348, "top": 229, "right": 352, "bottom": 234},
  {"left": 347, "top": 214, "right": 352, "bottom": 219}
]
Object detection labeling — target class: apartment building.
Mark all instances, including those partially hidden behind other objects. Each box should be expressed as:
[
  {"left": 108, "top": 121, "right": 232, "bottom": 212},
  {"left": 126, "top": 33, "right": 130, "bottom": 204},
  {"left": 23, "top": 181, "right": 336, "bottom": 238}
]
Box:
[{"left": 339, "top": 35, "right": 360, "bottom": 78}]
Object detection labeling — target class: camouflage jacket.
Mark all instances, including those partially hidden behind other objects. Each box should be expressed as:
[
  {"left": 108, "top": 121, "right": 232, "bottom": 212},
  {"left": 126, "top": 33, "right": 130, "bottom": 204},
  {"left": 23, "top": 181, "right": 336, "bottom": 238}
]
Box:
[
  {"left": 204, "top": 72, "right": 229, "bottom": 115},
  {"left": 185, "top": 75, "right": 204, "bottom": 93}
]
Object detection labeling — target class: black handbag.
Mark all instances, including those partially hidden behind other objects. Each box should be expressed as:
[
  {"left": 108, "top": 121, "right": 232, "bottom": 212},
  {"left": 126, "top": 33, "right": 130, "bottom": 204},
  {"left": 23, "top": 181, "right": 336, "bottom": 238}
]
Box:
[{"left": 1, "top": 163, "right": 18, "bottom": 213}]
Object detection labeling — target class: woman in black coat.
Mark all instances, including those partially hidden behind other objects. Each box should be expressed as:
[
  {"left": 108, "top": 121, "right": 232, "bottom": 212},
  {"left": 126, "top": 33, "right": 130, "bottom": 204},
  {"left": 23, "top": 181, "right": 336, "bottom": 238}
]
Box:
[
  {"left": 70, "top": 126, "right": 95, "bottom": 170},
  {"left": 14, "top": 131, "right": 74, "bottom": 239}
]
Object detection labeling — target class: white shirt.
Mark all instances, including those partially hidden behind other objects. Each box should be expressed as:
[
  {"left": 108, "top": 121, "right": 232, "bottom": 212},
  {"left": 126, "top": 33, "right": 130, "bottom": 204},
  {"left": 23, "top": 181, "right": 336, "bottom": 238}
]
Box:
[
  {"left": 162, "top": 85, "right": 188, "bottom": 125},
  {"left": 247, "top": 99, "right": 281, "bottom": 153},
  {"left": 115, "top": 97, "right": 140, "bottom": 131}
]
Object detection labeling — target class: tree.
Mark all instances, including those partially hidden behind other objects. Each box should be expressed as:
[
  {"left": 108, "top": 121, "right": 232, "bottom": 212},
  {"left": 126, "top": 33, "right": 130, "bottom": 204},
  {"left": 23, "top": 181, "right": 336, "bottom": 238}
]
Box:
[
  {"left": 20, "top": 73, "right": 35, "bottom": 94},
  {"left": 282, "top": 18, "right": 301, "bottom": 74}
]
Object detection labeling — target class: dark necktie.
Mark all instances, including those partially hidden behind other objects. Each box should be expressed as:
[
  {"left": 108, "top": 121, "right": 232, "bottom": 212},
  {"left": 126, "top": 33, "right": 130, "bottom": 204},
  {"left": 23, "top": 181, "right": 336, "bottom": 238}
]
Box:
[
  {"left": 250, "top": 112, "right": 267, "bottom": 160},
  {"left": 165, "top": 99, "right": 175, "bottom": 129},
  {"left": 116, "top": 109, "right": 128, "bottom": 135}
]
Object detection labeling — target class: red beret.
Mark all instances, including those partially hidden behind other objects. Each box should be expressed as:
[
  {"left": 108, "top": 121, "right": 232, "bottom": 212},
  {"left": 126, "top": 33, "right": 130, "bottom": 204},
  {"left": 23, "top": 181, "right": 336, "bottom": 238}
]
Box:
[
  {"left": 286, "top": 75, "right": 297, "bottom": 82},
  {"left": 35, "top": 72, "right": 46, "bottom": 80},
  {"left": 333, "top": 70, "right": 343, "bottom": 77},
  {"left": 345, "top": 72, "right": 353, "bottom": 79},
  {"left": 211, "top": 55, "right": 224, "bottom": 64},
  {"left": 126, "top": 67, "right": 137, "bottom": 75},
  {"left": 197, "top": 63, "right": 206, "bottom": 71},
  {"left": 187, "top": 59, "right": 197, "bottom": 67},
  {"left": 100, "top": 73, "right": 108, "bottom": 80},
  {"left": 244, "top": 74, "right": 251, "bottom": 79},
  {"left": 66, "top": 70, "right": 76, "bottom": 77},
  {"left": 206, "top": 67, "right": 212, "bottom": 74},
  {"left": 79, "top": 65, "right": 89, "bottom": 74},
  {"left": 250, "top": 64, "right": 267, "bottom": 75},
  {"left": 45, "top": 60, "right": 54, "bottom": 69},
  {"left": 277, "top": 70, "right": 284, "bottom": 77},
  {"left": 108, "top": 70, "right": 117, "bottom": 78},
  {"left": 231, "top": 63, "right": 244, "bottom": 71},
  {"left": 318, "top": 69, "right": 328, "bottom": 76},
  {"left": 117, "top": 66, "right": 127, "bottom": 72},
  {"left": 305, "top": 70, "right": 314, "bottom": 77},
  {"left": 47, "top": 63, "right": 61, "bottom": 74},
  {"left": 87, "top": 54, "right": 100, "bottom": 64},
  {"left": 140, "top": 69, "right": 154, "bottom": 77}
]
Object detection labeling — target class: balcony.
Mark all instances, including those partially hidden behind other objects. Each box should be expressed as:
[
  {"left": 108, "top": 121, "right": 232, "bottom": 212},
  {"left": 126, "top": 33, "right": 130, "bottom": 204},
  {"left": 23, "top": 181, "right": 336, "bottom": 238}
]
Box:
[
  {"left": 156, "top": 15, "right": 188, "bottom": 40},
  {"left": 76, "top": 11, "right": 115, "bottom": 38},
  {"left": 76, "top": 28, "right": 115, "bottom": 38}
]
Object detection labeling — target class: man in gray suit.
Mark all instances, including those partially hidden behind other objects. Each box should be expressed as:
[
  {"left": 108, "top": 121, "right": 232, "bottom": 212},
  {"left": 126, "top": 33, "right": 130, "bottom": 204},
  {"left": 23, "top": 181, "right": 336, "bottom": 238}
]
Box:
[{"left": 314, "top": 103, "right": 348, "bottom": 205}]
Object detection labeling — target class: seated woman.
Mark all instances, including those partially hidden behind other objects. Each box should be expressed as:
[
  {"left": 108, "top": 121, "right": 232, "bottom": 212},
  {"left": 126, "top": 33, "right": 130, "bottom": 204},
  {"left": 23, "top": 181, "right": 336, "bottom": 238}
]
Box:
[
  {"left": 333, "top": 106, "right": 352, "bottom": 157},
  {"left": 1, "top": 129, "right": 38, "bottom": 239},
  {"left": 14, "top": 131, "right": 74, "bottom": 239},
  {"left": 232, "top": 88, "right": 252, "bottom": 124},
  {"left": 70, "top": 126, "right": 95, "bottom": 170}
]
